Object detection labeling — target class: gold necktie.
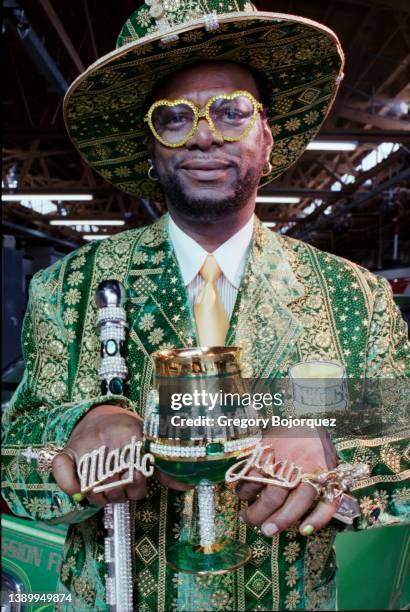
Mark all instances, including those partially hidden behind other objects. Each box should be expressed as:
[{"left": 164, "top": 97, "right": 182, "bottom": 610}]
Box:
[{"left": 194, "top": 254, "right": 229, "bottom": 346}]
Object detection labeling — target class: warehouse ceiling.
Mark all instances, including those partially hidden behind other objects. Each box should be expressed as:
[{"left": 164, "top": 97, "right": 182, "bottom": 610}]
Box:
[{"left": 3, "top": 0, "right": 410, "bottom": 268}]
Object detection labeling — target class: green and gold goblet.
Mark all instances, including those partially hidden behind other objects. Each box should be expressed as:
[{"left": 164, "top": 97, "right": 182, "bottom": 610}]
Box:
[{"left": 143, "top": 347, "right": 260, "bottom": 574}]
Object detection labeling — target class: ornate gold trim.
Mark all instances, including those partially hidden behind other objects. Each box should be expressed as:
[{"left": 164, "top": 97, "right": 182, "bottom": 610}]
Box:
[
  {"left": 351, "top": 469, "right": 410, "bottom": 491},
  {"left": 2, "top": 482, "right": 62, "bottom": 491},
  {"left": 336, "top": 431, "right": 410, "bottom": 451},
  {"left": 271, "top": 534, "right": 280, "bottom": 611},
  {"left": 129, "top": 328, "right": 152, "bottom": 359},
  {"left": 3, "top": 445, "right": 46, "bottom": 454},
  {"left": 237, "top": 504, "right": 247, "bottom": 610},
  {"left": 129, "top": 268, "right": 164, "bottom": 276},
  {"left": 308, "top": 243, "right": 345, "bottom": 364},
  {"left": 157, "top": 487, "right": 167, "bottom": 612}
]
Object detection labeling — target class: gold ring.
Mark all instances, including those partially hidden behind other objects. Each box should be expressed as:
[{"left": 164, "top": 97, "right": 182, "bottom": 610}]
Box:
[
  {"left": 56, "top": 448, "right": 77, "bottom": 464},
  {"left": 301, "top": 477, "right": 322, "bottom": 499}
]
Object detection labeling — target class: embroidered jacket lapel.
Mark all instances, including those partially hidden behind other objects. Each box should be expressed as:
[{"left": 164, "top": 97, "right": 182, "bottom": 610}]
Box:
[
  {"left": 228, "top": 218, "right": 305, "bottom": 378},
  {"left": 123, "top": 216, "right": 197, "bottom": 414},
  {"left": 127, "top": 215, "right": 197, "bottom": 352}
]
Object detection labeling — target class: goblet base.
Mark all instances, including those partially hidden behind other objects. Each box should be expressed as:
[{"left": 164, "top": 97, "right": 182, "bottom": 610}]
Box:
[{"left": 166, "top": 539, "right": 252, "bottom": 575}]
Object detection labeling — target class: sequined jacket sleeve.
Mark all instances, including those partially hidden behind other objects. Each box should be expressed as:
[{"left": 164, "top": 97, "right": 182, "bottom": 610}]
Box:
[
  {"left": 334, "top": 275, "right": 410, "bottom": 530},
  {"left": 1, "top": 254, "right": 135, "bottom": 524}
]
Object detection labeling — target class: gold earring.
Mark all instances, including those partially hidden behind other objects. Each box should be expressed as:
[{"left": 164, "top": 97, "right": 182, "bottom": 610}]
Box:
[
  {"left": 147, "top": 160, "right": 159, "bottom": 182},
  {"left": 261, "top": 161, "right": 273, "bottom": 177}
]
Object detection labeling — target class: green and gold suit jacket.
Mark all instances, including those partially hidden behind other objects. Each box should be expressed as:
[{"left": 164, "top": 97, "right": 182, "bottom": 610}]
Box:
[{"left": 2, "top": 215, "right": 410, "bottom": 611}]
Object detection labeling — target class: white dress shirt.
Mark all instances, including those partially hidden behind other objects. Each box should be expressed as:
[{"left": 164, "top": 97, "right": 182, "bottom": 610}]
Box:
[{"left": 168, "top": 215, "right": 254, "bottom": 320}]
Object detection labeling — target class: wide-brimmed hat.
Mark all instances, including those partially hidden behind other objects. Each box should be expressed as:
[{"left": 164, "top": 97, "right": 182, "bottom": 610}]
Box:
[{"left": 63, "top": 1, "right": 344, "bottom": 202}]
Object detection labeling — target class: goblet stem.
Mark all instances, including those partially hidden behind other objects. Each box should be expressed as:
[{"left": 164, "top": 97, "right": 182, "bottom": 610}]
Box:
[{"left": 197, "top": 479, "right": 216, "bottom": 549}]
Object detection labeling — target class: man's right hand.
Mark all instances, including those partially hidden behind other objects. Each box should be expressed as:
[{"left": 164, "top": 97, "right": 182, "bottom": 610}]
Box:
[{"left": 52, "top": 404, "right": 189, "bottom": 507}]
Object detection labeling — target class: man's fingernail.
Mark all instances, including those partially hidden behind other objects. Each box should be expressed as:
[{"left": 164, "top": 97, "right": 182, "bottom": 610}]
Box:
[
  {"left": 261, "top": 522, "right": 278, "bottom": 536},
  {"left": 72, "top": 493, "right": 84, "bottom": 503},
  {"left": 301, "top": 524, "right": 315, "bottom": 536}
]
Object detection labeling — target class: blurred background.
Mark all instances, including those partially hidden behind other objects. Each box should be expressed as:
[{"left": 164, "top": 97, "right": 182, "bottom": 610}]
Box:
[{"left": 2, "top": 1, "right": 409, "bottom": 609}]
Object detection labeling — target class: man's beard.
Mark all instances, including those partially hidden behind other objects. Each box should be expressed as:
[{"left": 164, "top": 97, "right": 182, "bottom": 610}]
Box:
[{"left": 157, "top": 166, "right": 260, "bottom": 222}]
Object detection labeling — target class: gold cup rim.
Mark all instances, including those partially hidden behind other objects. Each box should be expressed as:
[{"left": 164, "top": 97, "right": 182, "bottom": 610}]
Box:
[{"left": 151, "top": 346, "right": 242, "bottom": 362}]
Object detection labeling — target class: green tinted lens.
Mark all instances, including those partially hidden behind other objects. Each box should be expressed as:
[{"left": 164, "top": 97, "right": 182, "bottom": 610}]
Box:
[
  {"left": 151, "top": 103, "right": 195, "bottom": 144},
  {"left": 210, "top": 96, "right": 255, "bottom": 138}
]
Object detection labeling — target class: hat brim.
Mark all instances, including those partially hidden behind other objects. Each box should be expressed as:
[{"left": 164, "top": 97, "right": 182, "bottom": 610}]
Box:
[{"left": 64, "top": 11, "right": 344, "bottom": 201}]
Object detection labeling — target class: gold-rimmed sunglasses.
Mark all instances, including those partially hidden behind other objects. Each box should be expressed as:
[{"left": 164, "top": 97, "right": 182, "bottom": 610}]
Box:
[{"left": 144, "top": 90, "right": 264, "bottom": 148}]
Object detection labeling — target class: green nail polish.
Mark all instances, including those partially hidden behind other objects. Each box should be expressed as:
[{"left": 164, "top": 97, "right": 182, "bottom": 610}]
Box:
[
  {"left": 72, "top": 492, "right": 84, "bottom": 503},
  {"left": 302, "top": 524, "right": 315, "bottom": 536}
]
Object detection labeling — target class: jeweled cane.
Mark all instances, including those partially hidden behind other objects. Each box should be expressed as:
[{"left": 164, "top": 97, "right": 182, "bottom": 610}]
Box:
[{"left": 96, "top": 280, "right": 133, "bottom": 612}]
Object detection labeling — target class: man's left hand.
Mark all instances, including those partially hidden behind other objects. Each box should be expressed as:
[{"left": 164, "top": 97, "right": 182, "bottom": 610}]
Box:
[{"left": 235, "top": 426, "right": 339, "bottom": 537}]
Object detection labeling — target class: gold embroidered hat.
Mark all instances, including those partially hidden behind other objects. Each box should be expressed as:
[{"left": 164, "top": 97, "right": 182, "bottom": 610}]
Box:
[{"left": 63, "top": 1, "right": 344, "bottom": 201}]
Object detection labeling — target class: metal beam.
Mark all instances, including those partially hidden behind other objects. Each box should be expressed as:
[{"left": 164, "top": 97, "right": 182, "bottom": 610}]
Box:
[
  {"left": 4, "top": 13, "right": 68, "bottom": 94},
  {"left": 296, "top": 148, "right": 406, "bottom": 222},
  {"left": 19, "top": 139, "right": 40, "bottom": 184},
  {"left": 330, "top": 0, "right": 410, "bottom": 11},
  {"left": 293, "top": 166, "right": 410, "bottom": 241},
  {"left": 315, "top": 161, "right": 345, "bottom": 185},
  {"left": 345, "top": 95, "right": 409, "bottom": 110},
  {"left": 39, "top": 0, "right": 85, "bottom": 73},
  {"left": 2, "top": 219, "right": 79, "bottom": 249},
  {"left": 258, "top": 217, "right": 307, "bottom": 222},
  {"left": 83, "top": 0, "right": 98, "bottom": 60},
  {"left": 374, "top": 53, "right": 410, "bottom": 97},
  {"left": 139, "top": 198, "right": 160, "bottom": 221},
  {"left": 319, "top": 130, "right": 410, "bottom": 143},
  {"left": 344, "top": 26, "right": 401, "bottom": 104},
  {"left": 338, "top": 108, "right": 410, "bottom": 131},
  {"left": 257, "top": 188, "right": 355, "bottom": 200},
  {"left": 3, "top": 149, "right": 74, "bottom": 161}
]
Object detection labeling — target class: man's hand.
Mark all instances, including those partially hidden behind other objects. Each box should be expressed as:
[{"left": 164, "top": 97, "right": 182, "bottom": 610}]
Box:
[
  {"left": 236, "top": 426, "right": 339, "bottom": 537},
  {"left": 52, "top": 405, "right": 189, "bottom": 507}
]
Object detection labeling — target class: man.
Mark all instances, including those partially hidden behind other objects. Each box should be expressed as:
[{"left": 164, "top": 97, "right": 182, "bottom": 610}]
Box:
[{"left": 2, "top": 2, "right": 409, "bottom": 610}]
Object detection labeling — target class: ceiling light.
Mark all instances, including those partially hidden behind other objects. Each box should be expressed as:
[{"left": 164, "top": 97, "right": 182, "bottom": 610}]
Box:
[
  {"left": 49, "top": 219, "right": 124, "bottom": 226},
  {"left": 262, "top": 222, "right": 277, "bottom": 228},
  {"left": 256, "top": 196, "right": 300, "bottom": 204},
  {"left": 83, "top": 234, "right": 110, "bottom": 241},
  {"left": 358, "top": 142, "right": 399, "bottom": 173},
  {"left": 307, "top": 142, "right": 358, "bottom": 151},
  {"left": 2, "top": 194, "right": 93, "bottom": 201}
]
